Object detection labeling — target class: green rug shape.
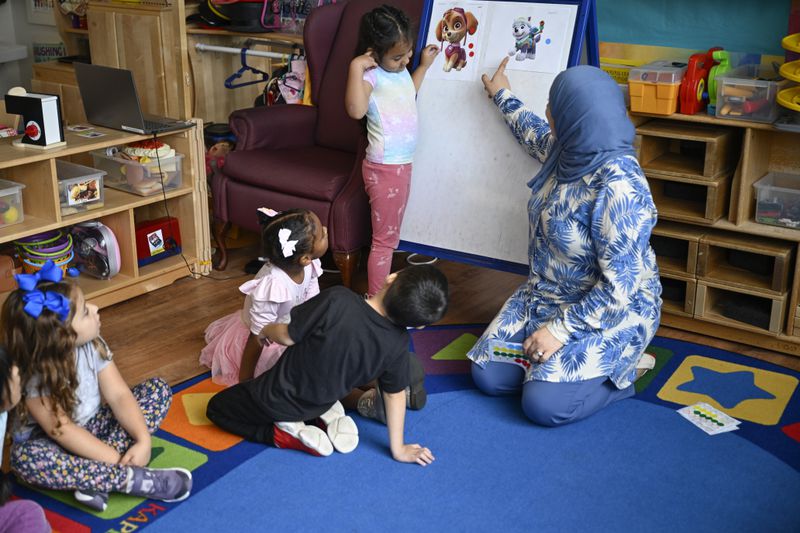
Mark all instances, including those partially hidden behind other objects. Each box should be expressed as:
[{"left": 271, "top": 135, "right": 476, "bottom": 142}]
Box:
[
  {"left": 34, "top": 435, "right": 208, "bottom": 519},
  {"left": 431, "top": 333, "right": 478, "bottom": 361},
  {"left": 635, "top": 345, "right": 674, "bottom": 393}
]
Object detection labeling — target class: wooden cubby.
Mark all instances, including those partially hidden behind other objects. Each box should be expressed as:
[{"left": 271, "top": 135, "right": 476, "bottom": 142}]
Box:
[
  {"left": 659, "top": 271, "right": 696, "bottom": 318},
  {"left": 694, "top": 281, "right": 787, "bottom": 335},
  {"left": 696, "top": 231, "right": 794, "bottom": 295},
  {"left": 650, "top": 220, "right": 704, "bottom": 275},
  {"left": 646, "top": 172, "right": 730, "bottom": 225},
  {"left": 0, "top": 125, "right": 211, "bottom": 309},
  {"left": 38, "top": 2, "right": 304, "bottom": 127},
  {"left": 636, "top": 120, "right": 740, "bottom": 179},
  {"left": 730, "top": 127, "right": 800, "bottom": 225},
  {"left": 794, "top": 305, "right": 800, "bottom": 338},
  {"left": 633, "top": 112, "right": 800, "bottom": 357}
]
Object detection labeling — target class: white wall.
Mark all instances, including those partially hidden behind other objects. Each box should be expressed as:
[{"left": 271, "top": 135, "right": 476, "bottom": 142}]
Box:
[
  {"left": 0, "top": 1, "right": 23, "bottom": 94},
  {"left": 0, "top": 1, "right": 61, "bottom": 94}
]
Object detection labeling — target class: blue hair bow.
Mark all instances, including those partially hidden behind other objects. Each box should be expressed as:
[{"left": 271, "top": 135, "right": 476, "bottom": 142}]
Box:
[
  {"left": 15, "top": 260, "right": 64, "bottom": 291},
  {"left": 22, "top": 290, "right": 71, "bottom": 322},
  {"left": 14, "top": 260, "right": 70, "bottom": 322}
]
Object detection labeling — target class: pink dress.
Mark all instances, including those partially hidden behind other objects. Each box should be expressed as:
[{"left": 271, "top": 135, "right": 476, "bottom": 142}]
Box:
[{"left": 199, "top": 259, "right": 322, "bottom": 385}]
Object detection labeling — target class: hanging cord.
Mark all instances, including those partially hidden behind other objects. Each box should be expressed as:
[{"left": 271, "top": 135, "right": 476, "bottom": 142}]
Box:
[{"left": 151, "top": 132, "right": 246, "bottom": 281}]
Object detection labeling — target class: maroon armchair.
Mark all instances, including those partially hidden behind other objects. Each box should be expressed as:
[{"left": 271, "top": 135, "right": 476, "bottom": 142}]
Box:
[{"left": 212, "top": 0, "right": 423, "bottom": 288}]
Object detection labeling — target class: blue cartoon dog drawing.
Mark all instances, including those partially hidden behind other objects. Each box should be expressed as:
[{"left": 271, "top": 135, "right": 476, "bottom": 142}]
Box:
[{"left": 509, "top": 18, "right": 544, "bottom": 61}]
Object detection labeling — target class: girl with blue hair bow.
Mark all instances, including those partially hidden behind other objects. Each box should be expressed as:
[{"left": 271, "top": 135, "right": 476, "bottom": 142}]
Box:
[
  {"left": 1, "top": 261, "right": 192, "bottom": 512},
  {"left": 468, "top": 59, "right": 662, "bottom": 426}
]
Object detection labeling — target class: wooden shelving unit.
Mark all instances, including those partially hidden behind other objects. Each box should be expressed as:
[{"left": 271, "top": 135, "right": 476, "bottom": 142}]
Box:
[
  {"left": 634, "top": 111, "right": 800, "bottom": 356},
  {"left": 38, "top": 2, "right": 305, "bottom": 126},
  {"left": 0, "top": 125, "right": 211, "bottom": 309}
]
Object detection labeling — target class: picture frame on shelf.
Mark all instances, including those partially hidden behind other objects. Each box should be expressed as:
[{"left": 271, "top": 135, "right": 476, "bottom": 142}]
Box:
[{"left": 26, "top": 0, "right": 56, "bottom": 26}]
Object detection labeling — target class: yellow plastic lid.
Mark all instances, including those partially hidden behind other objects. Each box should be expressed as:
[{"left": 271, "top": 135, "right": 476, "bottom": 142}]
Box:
[
  {"left": 782, "top": 33, "right": 800, "bottom": 53},
  {"left": 779, "top": 60, "right": 800, "bottom": 83},
  {"left": 777, "top": 86, "right": 800, "bottom": 112}
]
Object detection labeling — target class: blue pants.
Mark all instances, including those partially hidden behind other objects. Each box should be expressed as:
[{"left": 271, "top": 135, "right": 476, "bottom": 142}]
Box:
[{"left": 471, "top": 362, "right": 634, "bottom": 427}]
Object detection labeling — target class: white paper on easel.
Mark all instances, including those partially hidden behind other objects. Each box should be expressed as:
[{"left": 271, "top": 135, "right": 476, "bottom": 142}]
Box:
[
  {"left": 424, "top": 0, "right": 489, "bottom": 82},
  {"left": 480, "top": 3, "right": 572, "bottom": 74},
  {"left": 403, "top": 2, "right": 577, "bottom": 265}
]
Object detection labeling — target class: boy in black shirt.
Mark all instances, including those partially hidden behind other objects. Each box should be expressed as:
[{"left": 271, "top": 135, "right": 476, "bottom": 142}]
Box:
[{"left": 206, "top": 265, "right": 449, "bottom": 466}]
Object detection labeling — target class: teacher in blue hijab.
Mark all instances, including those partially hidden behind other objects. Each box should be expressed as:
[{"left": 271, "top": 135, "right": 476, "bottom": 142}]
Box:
[{"left": 466, "top": 59, "right": 663, "bottom": 426}]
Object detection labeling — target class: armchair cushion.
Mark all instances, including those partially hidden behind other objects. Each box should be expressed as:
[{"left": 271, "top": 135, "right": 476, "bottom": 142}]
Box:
[
  {"left": 229, "top": 104, "right": 318, "bottom": 151},
  {"left": 213, "top": 0, "right": 423, "bottom": 285},
  {"left": 223, "top": 147, "right": 356, "bottom": 202}
]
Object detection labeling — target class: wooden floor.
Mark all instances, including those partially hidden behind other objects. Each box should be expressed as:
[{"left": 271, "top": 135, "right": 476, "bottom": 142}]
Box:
[{"left": 104, "top": 244, "right": 800, "bottom": 387}]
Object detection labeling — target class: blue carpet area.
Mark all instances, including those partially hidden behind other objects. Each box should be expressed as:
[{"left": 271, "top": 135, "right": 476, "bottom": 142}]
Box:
[
  {"left": 148, "top": 390, "right": 800, "bottom": 533},
  {"left": 13, "top": 332, "right": 800, "bottom": 531}
]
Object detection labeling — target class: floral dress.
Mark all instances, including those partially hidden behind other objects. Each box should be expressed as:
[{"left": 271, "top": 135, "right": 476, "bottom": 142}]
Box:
[{"left": 467, "top": 90, "right": 662, "bottom": 390}]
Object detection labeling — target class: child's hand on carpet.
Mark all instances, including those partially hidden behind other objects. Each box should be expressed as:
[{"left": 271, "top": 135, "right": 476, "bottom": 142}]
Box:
[
  {"left": 393, "top": 443, "right": 435, "bottom": 466},
  {"left": 120, "top": 439, "right": 152, "bottom": 467}
]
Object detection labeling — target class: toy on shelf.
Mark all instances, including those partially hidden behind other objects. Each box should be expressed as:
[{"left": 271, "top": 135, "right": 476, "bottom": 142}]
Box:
[
  {"left": 3, "top": 87, "right": 65, "bottom": 150},
  {"left": 679, "top": 47, "right": 722, "bottom": 115},
  {"left": 753, "top": 172, "right": 800, "bottom": 229},
  {"left": 628, "top": 60, "right": 688, "bottom": 116},
  {"left": 715, "top": 64, "right": 784, "bottom": 123},
  {"left": 707, "top": 50, "right": 731, "bottom": 115},
  {"left": 13, "top": 230, "right": 79, "bottom": 276},
  {"left": 90, "top": 139, "right": 184, "bottom": 197},
  {"left": 135, "top": 217, "right": 182, "bottom": 267},
  {"left": 776, "top": 33, "right": 800, "bottom": 131},
  {"left": 71, "top": 221, "right": 121, "bottom": 280}
]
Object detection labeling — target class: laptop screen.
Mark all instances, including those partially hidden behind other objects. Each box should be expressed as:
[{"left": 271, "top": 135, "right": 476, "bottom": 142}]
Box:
[{"left": 74, "top": 63, "right": 146, "bottom": 132}]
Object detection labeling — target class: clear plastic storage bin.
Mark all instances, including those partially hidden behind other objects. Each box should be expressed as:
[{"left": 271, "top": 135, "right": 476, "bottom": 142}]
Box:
[
  {"left": 91, "top": 150, "right": 184, "bottom": 197},
  {"left": 628, "top": 60, "right": 687, "bottom": 115},
  {"left": 716, "top": 64, "right": 786, "bottom": 123},
  {"left": 753, "top": 172, "right": 800, "bottom": 228},
  {"left": 55, "top": 160, "right": 105, "bottom": 216},
  {"left": 0, "top": 178, "right": 25, "bottom": 228}
]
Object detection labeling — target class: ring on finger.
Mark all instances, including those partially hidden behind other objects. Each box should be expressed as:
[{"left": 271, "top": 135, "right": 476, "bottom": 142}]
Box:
[{"left": 535, "top": 350, "right": 544, "bottom": 360}]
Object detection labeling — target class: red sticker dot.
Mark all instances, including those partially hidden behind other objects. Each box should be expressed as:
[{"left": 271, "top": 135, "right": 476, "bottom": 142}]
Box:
[
  {"left": 468, "top": 43, "right": 474, "bottom": 49},
  {"left": 469, "top": 51, "right": 475, "bottom": 57}
]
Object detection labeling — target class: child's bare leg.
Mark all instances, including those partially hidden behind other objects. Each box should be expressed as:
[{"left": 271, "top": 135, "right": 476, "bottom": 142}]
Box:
[{"left": 238, "top": 334, "right": 262, "bottom": 382}]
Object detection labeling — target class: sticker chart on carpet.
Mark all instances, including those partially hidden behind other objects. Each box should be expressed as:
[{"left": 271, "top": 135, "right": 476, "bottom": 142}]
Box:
[{"left": 11, "top": 325, "right": 800, "bottom": 531}]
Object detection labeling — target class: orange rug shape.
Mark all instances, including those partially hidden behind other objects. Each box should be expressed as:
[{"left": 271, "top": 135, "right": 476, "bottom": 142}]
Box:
[{"left": 161, "top": 377, "right": 243, "bottom": 451}]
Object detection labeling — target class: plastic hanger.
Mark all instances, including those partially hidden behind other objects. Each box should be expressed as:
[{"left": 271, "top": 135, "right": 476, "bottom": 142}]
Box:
[{"left": 224, "top": 48, "right": 271, "bottom": 89}]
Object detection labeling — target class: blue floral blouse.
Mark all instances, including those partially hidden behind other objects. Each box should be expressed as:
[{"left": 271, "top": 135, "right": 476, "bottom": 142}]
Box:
[{"left": 467, "top": 89, "right": 663, "bottom": 390}]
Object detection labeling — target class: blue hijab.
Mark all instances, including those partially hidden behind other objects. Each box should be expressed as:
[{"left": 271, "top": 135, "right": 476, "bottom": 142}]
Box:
[{"left": 528, "top": 65, "right": 635, "bottom": 188}]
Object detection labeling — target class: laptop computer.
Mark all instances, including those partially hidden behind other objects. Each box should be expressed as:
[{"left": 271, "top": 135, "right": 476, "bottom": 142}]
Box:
[{"left": 74, "top": 63, "right": 193, "bottom": 135}]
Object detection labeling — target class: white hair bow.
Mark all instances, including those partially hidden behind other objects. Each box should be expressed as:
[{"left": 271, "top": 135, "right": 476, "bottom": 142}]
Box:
[
  {"left": 258, "top": 207, "right": 279, "bottom": 217},
  {"left": 278, "top": 228, "right": 299, "bottom": 258}
]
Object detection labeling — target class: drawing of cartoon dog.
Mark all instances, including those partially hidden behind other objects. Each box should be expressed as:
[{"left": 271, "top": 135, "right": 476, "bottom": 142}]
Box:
[
  {"left": 435, "top": 7, "right": 479, "bottom": 72},
  {"left": 509, "top": 18, "right": 544, "bottom": 61}
]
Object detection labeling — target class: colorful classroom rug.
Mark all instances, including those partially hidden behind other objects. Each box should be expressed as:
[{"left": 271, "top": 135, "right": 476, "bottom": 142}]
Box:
[{"left": 11, "top": 325, "right": 800, "bottom": 532}]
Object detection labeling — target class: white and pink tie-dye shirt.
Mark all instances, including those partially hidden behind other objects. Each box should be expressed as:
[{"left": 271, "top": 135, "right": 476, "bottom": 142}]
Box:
[{"left": 363, "top": 66, "right": 417, "bottom": 165}]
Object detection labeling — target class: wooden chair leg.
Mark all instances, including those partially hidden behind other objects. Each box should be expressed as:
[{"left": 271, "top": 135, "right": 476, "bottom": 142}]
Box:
[
  {"left": 212, "top": 221, "right": 231, "bottom": 271},
  {"left": 333, "top": 250, "right": 360, "bottom": 289}
]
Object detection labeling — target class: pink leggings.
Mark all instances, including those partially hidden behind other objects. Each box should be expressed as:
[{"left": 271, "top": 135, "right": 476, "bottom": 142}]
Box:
[{"left": 362, "top": 159, "right": 412, "bottom": 296}]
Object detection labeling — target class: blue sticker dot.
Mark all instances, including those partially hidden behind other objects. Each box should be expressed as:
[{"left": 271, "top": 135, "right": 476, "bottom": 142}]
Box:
[{"left": 545, "top": 38, "right": 552, "bottom": 45}]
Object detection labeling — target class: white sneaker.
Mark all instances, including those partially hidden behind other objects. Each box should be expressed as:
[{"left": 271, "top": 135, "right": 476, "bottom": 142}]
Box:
[
  {"left": 274, "top": 421, "right": 334, "bottom": 457},
  {"left": 635, "top": 352, "right": 657, "bottom": 381},
  {"left": 317, "top": 401, "right": 359, "bottom": 454}
]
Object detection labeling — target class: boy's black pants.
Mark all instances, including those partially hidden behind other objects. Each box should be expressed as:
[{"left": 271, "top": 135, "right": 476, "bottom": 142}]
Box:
[{"left": 206, "top": 384, "right": 277, "bottom": 445}]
